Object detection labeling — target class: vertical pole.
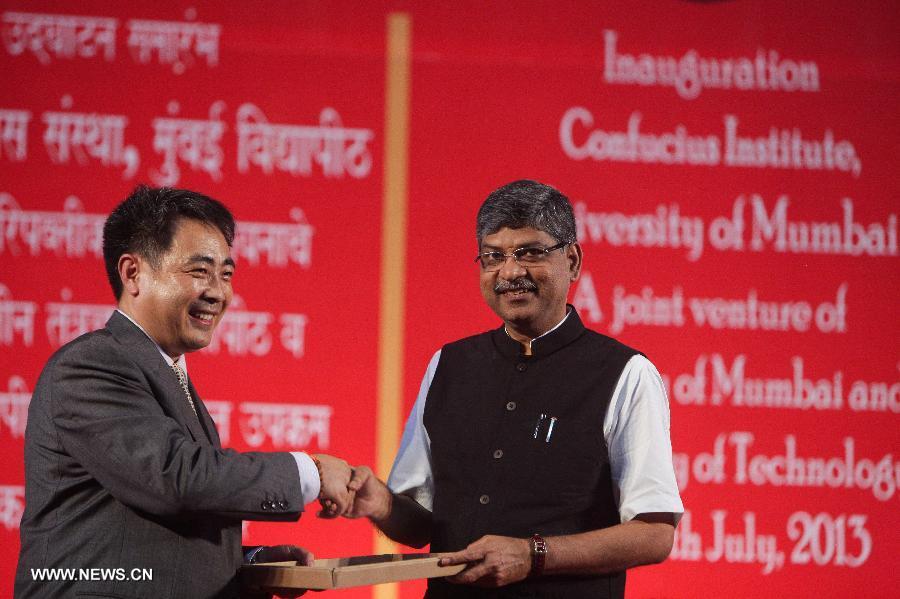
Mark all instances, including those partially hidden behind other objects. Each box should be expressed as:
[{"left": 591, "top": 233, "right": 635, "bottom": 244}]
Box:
[{"left": 375, "top": 12, "right": 412, "bottom": 599}]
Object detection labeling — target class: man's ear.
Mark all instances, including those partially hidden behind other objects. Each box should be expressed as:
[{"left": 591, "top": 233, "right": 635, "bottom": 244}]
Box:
[
  {"left": 118, "top": 253, "right": 142, "bottom": 298},
  {"left": 567, "top": 242, "right": 583, "bottom": 282}
]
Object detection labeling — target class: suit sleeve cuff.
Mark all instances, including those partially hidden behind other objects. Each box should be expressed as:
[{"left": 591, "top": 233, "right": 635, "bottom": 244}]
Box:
[{"left": 291, "top": 452, "right": 321, "bottom": 506}]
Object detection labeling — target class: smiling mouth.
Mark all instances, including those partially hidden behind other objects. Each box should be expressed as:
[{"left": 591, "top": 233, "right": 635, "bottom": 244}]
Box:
[
  {"left": 499, "top": 288, "right": 535, "bottom": 300},
  {"left": 189, "top": 308, "right": 218, "bottom": 325}
]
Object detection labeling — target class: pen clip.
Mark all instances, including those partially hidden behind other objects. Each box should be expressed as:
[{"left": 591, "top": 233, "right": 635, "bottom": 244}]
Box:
[{"left": 532, "top": 413, "right": 547, "bottom": 439}]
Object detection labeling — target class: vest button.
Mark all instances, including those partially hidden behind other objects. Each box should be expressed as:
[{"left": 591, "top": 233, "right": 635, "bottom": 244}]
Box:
[
  {"left": 493, "top": 449, "right": 503, "bottom": 459},
  {"left": 516, "top": 362, "right": 527, "bottom": 372},
  {"left": 479, "top": 494, "right": 490, "bottom": 505},
  {"left": 506, "top": 401, "right": 516, "bottom": 411}
]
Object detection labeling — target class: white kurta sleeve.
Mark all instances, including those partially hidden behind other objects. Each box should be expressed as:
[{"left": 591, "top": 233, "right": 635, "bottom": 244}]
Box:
[
  {"left": 604, "top": 354, "right": 684, "bottom": 523},
  {"left": 386, "top": 350, "right": 441, "bottom": 511}
]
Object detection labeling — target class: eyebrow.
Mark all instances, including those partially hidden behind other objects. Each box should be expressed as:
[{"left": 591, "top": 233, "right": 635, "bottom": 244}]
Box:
[
  {"left": 481, "top": 241, "right": 544, "bottom": 251},
  {"left": 186, "top": 254, "right": 236, "bottom": 268}
]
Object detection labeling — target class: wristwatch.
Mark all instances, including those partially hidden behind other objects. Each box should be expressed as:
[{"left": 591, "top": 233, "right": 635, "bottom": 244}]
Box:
[{"left": 530, "top": 533, "right": 547, "bottom": 577}]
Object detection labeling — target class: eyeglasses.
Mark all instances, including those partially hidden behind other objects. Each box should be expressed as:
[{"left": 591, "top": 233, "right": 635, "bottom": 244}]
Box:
[{"left": 474, "top": 242, "right": 569, "bottom": 272}]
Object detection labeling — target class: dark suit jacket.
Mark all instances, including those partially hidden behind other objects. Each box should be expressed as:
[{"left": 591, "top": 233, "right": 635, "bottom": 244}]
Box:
[{"left": 14, "top": 311, "right": 304, "bottom": 599}]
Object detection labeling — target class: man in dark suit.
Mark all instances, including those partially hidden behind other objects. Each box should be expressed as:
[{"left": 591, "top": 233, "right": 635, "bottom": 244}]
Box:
[{"left": 15, "top": 186, "right": 355, "bottom": 598}]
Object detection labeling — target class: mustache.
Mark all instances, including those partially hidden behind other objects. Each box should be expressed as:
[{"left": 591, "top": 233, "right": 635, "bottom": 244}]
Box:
[{"left": 494, "top": 278, "right": 537, "bottom": 294}]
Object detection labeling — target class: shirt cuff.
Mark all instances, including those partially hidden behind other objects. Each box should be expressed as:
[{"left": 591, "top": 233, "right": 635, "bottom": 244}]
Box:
[{"left": 291, "top": 452, "right": 321, "bottom": 506}]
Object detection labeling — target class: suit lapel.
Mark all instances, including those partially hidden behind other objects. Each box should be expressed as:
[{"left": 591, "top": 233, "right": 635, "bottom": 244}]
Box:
[{"left": 105, "top": 312, "right": 212, "bottom": 445}]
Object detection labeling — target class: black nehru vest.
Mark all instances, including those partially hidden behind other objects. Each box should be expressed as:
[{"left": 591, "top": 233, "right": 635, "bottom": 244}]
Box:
[{"left": 423, "top": 308, "right": 639, "bottom": 599}]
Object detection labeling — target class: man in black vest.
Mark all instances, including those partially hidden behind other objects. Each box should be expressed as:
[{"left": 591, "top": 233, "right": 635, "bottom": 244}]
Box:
[{"left": 349, "top": 180, "right": 683, "bottom": 598}]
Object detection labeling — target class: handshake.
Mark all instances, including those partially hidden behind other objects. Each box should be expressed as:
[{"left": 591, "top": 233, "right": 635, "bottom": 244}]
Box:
[{"left": 312, "top": 455, "right": 388, "bottom": 521}]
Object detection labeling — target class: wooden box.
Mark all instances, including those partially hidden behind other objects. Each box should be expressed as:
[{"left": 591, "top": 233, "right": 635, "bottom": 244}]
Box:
[{"left": 241, "top": 553, "right": 465, "bottom": 592}]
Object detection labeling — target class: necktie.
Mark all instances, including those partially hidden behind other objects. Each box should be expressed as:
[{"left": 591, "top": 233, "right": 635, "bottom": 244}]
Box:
[{"left": 171, "top": 361, "right": 199, "bottom": 418}]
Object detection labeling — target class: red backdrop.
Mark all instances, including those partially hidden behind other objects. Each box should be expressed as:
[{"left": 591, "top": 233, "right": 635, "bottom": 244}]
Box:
[{"left": 2, "top": 2, "right": 898, "bottom": 598}]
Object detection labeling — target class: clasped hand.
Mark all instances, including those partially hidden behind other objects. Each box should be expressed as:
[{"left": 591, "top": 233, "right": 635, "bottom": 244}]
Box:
[
  {"left": 313, "top": 454, "right": 370, "bottom": 518},
  {"left": 314, "top": 461, "right": 388, "bottom": 521}
]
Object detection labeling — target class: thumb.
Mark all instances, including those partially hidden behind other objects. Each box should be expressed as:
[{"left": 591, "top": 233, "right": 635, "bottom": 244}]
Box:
[{"left": 348, "top": 466, "right": 372, "bottom": 492}]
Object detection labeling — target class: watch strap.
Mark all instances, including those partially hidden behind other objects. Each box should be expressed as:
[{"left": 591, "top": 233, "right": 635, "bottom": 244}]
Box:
[{"left": 530, "top": 533, "right": 547, "bottom": 577}]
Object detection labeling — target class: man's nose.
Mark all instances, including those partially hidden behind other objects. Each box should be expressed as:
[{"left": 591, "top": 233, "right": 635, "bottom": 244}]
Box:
[
  {"left": 497, "top": 254, "right": 527, "bottom": 279},
  {"left": 202, "top": 274, "right": 228, "bottom": 302}
]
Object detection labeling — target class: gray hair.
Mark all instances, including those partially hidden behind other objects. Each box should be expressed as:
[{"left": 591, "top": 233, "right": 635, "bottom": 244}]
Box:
[{"left": 475, "top": 179, "right": 577, "bottom": 247}]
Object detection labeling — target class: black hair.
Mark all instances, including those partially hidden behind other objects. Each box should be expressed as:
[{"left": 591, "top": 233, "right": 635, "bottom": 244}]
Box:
[{"left": 102, "top": 185, "right": 235, "bottom": 299}]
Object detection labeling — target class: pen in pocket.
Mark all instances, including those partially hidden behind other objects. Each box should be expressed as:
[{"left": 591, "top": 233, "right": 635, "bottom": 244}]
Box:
[
  {"left": 545, "top": 417, "right": 557, "bottom": 443},
  {"left": 532, "top": 413, "right": 546, "bottom": 439}
]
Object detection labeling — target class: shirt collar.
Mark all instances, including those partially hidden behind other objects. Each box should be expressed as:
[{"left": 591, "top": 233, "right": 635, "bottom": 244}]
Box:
[
  {"left": 493, "top": 305, "right": 585, "bottom": 360},
  {"left": 115, "top": 309, "right": 186, "bottom": 372},
  {"left": 524, "top": 308, "right": 571, "bottom": 341}
]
